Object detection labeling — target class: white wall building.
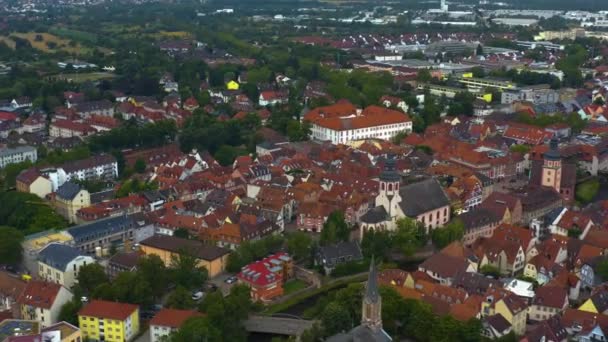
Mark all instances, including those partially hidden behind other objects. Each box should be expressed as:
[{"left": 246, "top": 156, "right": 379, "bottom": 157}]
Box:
[
  {"left": 309, "top": 105, "right": 412, "bottom": 145},
  {"left": 0, "top": 145, "right": 37, "bottom": 168}
]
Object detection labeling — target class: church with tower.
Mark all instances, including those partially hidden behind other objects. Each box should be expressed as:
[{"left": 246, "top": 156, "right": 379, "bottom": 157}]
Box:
[
  {"left": 531, "top": 138, "right": 576, "bottom": 203},
  {"left": 360, "top": 156, "right": 451, "bottom": 238},
  {"left": 327, "top": 259, "right": 392, "bottom": 342}
]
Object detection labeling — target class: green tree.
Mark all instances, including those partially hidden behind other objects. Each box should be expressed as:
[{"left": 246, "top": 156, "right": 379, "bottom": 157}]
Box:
[
  {"left": 58, "top": 299, "right": 82, "bottom": 325},
  {"left": 361, "top": 229, "right": 392, "bottom": 260},
  {"left": 431, "top": 218, "right": 464, "bottom": 249},
  {"left": 595, "top": 259, "right": 608, "bottom": 282},
  {"left": 137, "top": 255, "right": 169, "bottom": 299},
  {"left": 77, "top": 263, "right": 109, "bottom": 295},
  {"left": 394, "top": 218, "right": 428, "bottom": 256},
  {"left": 480, "top": 264, "right": 501, "bottom": 278},
  {"left": 320, "top": 211, "right": 350, "bottom": 246},
  {"left": 0, "top": 227, "right": 24, "bottom": 265},
  {"left": 416, "top": 69, "right": 432, "bottom": 83},
  {"left": 321, "top": 302, "right": 352, "bottom": 336},
  {"left": 170, "top": 316, "right": 222, "bottom": 342},
  {"left": 173, "top": 228, "right": 191, "bottom": 239},
  {"left": 170, "top": 249, "right": 208, "bottom": 290},
  {"left": 166, "top": 286, "right": 195, "bottom": 310},
  {"left": 286, "top": 231, "right": 313, "bottom": 262},
  {"left": 134, "top": 158, "right": 146, "bottom": 174},
  {"left": 112, "top": 271, "right": 154, "bottom": 306}
]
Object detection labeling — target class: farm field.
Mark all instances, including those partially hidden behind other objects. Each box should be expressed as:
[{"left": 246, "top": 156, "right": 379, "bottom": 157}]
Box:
[{"left": 3, "top": 32, "right": 90, "bottom": 54}]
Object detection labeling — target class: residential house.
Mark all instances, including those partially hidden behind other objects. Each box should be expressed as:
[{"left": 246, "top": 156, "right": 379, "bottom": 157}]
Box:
[
  {"left": 460, "top": 208, "right": 501, "bottom": 246},
  {"left": 18, "top": 281, "right": 73, "bottom": 327},
  {"left": 73, "top": 100, "right": 114, "bottom": 118},
  {"left": 479, "top": 192, "right": 523, "bottom": 225},
  {"left": 106, "top": 251, "right": 141, "bottom": 279},
  {"left": 0, "top": 271, "right": 26, "bottom": 315},
  {"left": 579, "top": 289, "right": 608, "bottom": 315},
  {"left": 139, "top": 235, "right": 230, "bottom": 277},
  {"left": 549, "top": 208, "right": 594, "bottom": 239},
  {"left": 581, "top": 256, "right": 608, "bottom": 289},
  {"left": 523, "top": 254, "right": 564, "bottom": 285},
  {"left": 52, "top": 182, "right": 91, "bottom": 224},
  {"left": 316, "top": 241, "right": 364, "bottom": 274},
  {"left": 66, "top": 215, "right": 139, "bottom": 254},
  {"left": 473, "top": 237, "right": 526, "bottom": 276},
  {"left": 61, "top": 154, "right": 119, "bottom": 183},
  {"left": 522, "top": 315, "right": 568, "bottom": 342},
  {"left": 482, "top": 314, "right": 513, "bottom": 339},
  {"left": 418, "top": 252, "right": 476, "bottom": 285},
  {"left": 0, "top": 146, "right": 37, "bottom": 169},
  {"left": 11, "top": 97, "right": 32, "bottom": 109},
  {"left": 149, "top": 309, "right": 202, "bottom": 342},
  {"left": 380, "top": 95, "right": 409, "bottom": 112},
  {"left": 528, "top": 286, "right": 569, "bottom": 321},
  {"left": 15, "top": 168, "right": 52, "bottom": 198},
  {"left": 49, "top": 120, "right": 96, "bottom": 138},
  {"left": 237, "top": 252, "right": 294, "bottom": 302},
  {"left": 258, "top": 90, "right": 288, "bottom": 106},
  {"left": 483, "top": 292, "right": 528, "bottom": 335},
  {"left": 78, "top": 300, "right": 139, "bottom": 342},
  {"left": 37, "top": 243, "right": 96, "bottom": 289}
]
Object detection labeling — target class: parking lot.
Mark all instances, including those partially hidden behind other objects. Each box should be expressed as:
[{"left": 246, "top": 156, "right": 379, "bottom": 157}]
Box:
[{"left": 208, "top": 273, "right": 238, "bottom": 296}]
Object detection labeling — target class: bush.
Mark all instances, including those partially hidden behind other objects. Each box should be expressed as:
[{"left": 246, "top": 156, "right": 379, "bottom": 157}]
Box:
[{"left": 330, "top": 259, "right": 369, "bottom": 277}]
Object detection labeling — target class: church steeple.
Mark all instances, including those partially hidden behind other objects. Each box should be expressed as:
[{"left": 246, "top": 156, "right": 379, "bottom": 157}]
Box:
[
  {"left": 362, "top": 256, "right": 382, "bottom": 332},
  {"left": 379, "top": 154, "right": 400, "bottom": 196},
  {"left": 541, "top": 137, "right": 562, "bottom": 193}
]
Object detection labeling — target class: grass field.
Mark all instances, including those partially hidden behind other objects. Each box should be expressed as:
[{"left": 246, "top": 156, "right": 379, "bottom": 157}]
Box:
[
  {"left": 283, "top": 279, "right": 307, "bottom": 295},
  {"left": 156, "top": 31, "right": 192, "bottom": 39},
  {"left": 52, "top": 72, "right": 116, "bottom": 83},
  {"left": 6, "top": 32, "right": 88, "bottom": 54}
]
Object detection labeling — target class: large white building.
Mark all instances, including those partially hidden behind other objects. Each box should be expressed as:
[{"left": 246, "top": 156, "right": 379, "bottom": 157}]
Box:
[
  {"left": 0, "top": 145, "right": 37, "bottom": 168},
  {"left": 305, "top": 102, "right": 412, "bottom": 145}
]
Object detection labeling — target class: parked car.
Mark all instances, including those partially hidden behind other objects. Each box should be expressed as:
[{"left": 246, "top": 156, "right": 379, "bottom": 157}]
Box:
[
  {"left": 225, "top": 276, "right": 237, "bottom": 284},
  {"left": 192, "top": 291, "right": 204, "bottom": 301}
]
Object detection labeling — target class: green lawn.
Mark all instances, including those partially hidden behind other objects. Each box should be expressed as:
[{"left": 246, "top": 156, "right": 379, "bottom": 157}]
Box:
[
  {"left": 576, "top": 178, "right": 600, "bottom": 204},
  {"left": 283, "top": 279, "right": 307, "bottom": 295}
]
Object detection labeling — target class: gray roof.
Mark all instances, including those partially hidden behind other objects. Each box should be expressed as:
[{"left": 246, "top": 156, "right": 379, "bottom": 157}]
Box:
[
  {"left": 399, "top": 178, "right": 450, "bottom": 217},
  {"left": 38, "top": 243, "right": 87, "bottom": 272},
  {"left": 56, "top": 182, "right": 83, "bottom": 200},
  {"left": 327, "top": 325, "right": 392, "bottom": 342},
  {"left": 67, "top": 215, "right": 134, "bottom": 243},
  {"left": 318, "top": 241, "right": 363, "bottom": 267},
  {"left": 360, "top": 206, "right": 388, "bottom": 224}
]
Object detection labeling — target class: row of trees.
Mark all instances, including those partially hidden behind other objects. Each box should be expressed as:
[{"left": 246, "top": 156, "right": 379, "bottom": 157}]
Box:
[
  {"left": 361, "top": 218, "right": 428, "bottom": 260},
  {"left": 60, "top": 252, "right": 208, "bottom": 324},
  {"left": 300, "top": 283, "right": 489, "bottom": 342}
]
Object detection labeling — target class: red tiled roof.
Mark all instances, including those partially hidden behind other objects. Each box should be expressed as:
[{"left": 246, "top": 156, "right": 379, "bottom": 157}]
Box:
[
  {"left": 51, "top": 119, "right": 95, "bottom": 133},
  {"left": 17, "top": 281, "right": 62, "bottom": 309},
  {"left": 306, "top": 105, "right": 411, "bottom": 131},
  {"left": 78, "top": 300, "right": 138, "bottom": 321},
  {"left": 150, "top": 308, "right": 202, "bottom": 328},
  {"left": 0, "top": 112, "right": 17, "bottom": 122}
]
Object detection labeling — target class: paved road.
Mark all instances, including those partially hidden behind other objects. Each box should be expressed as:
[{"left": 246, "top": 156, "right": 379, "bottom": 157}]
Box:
[{"left": 134, "top": 329, "right": 151, "bottom": 342}]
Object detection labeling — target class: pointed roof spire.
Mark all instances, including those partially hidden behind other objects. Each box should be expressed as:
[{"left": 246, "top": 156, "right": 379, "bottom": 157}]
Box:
[
  {"left": 365, "top": 256, "right": 380, "bottom": 303},
  {"left": 544, "top": 137, "right": 561, "bottom": 161}
]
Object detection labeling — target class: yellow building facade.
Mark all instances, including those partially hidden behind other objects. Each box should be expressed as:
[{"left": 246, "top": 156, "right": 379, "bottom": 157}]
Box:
[{"left": 78, "top": 300, "right": 140, "bottom": 342}]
